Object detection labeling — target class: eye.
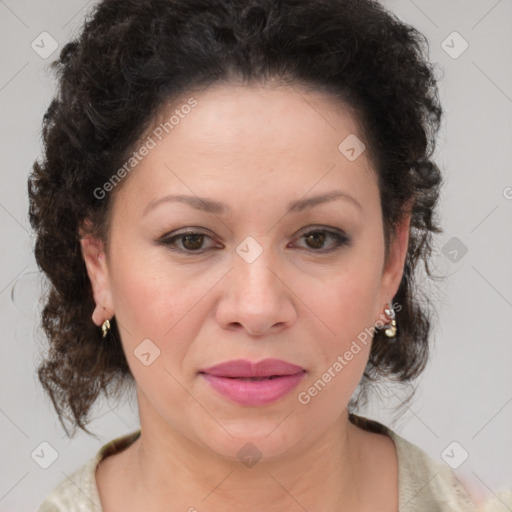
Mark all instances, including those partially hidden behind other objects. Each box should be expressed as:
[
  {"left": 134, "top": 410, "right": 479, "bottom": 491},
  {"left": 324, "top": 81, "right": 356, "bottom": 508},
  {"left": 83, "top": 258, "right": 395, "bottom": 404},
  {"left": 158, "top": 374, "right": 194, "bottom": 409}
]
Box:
[
  {"left": 158, "top": 229, "right": 221, "bottom": 253},
  {"left": 157, "top": 226, "right": 350, "bottom": 255},
  {"left": 293, "top": 227, "right": 350, "bottom": 253}
]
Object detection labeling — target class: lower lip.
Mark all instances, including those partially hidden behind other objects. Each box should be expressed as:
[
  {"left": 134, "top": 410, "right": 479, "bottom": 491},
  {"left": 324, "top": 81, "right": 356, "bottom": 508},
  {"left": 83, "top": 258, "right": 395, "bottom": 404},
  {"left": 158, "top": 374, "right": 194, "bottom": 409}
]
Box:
[{"left": 201, "top": 372, "right": 306, "bottom": 406}]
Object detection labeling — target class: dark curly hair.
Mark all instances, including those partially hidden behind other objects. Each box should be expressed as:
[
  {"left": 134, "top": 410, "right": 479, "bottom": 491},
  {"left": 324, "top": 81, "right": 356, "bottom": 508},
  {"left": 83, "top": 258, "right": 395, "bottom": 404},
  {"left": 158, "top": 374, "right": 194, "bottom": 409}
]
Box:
[{"left": 28, "top": 0, "right": 443, "bottom": 436}]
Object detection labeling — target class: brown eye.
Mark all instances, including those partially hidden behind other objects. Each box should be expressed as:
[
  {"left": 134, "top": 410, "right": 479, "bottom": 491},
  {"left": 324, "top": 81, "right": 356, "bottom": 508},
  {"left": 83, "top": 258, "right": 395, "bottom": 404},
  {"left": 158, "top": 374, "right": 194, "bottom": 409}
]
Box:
[
  {"left": 181, "top": 233, "right": 206, "bottom": 251},
  {"left": 294, "top": 228, "right": 350, "bottom": 253},
  {"left": 304, "top": 231, "right": 327, "bottom": 250},
  {"left": 158, "top": 227, "right": 349, "bottom": 255},
  {"left": 159, "top": 229, "right": 219, "bottom": 253}
]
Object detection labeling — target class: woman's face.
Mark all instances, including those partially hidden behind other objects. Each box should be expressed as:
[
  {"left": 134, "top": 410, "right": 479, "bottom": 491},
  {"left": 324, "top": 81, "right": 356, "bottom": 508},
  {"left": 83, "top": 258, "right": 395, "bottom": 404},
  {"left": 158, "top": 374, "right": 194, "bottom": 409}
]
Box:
[{"left": 82, "top": 84, "right": 409, "bottom": 460}]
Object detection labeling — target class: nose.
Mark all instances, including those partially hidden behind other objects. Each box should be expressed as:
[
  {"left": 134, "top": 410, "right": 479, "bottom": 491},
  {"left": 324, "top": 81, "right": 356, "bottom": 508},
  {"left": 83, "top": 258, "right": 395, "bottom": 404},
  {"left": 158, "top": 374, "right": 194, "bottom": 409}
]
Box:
[{"left": 215, "top": 244, "right": 297, "bottom": 337}]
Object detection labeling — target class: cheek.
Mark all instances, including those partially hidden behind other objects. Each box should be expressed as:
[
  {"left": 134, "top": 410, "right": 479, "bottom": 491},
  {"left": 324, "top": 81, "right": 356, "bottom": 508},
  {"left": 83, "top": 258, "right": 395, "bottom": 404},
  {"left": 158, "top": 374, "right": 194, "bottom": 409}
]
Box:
[
  {"left": 107, "top": 253, "right": 207, "bottom": 415},
  {"left": 305, "top": 277, "right": 377, "bottom": 381},
  {"left": 294, "top": 269, "right": 379, "bottom": 418},
  {"left": 109, "top": 235, "right": 189, "bottom": 326},
  {"left": 291, "top": 239, "right": 384, "bottom": 401},
  {"left": 108, "top": 246, "right": 229, "bottom": 370},
  {"left": 305, "top": 255, "right": 383, "bottom": 343}
]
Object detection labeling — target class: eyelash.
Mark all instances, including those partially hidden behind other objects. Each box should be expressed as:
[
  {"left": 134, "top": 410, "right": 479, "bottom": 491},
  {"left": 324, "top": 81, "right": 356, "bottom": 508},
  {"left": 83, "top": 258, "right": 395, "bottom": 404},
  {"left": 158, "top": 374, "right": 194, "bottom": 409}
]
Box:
[{"left": 157, "top": 227, "right": 351, "bottom": 255}]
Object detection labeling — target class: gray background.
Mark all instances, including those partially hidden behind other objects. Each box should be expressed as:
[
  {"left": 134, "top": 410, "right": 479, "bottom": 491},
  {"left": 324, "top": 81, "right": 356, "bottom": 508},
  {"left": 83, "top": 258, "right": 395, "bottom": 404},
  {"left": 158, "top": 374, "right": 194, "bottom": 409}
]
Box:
[{"left": 1, "top": 0, "right": 511, "bottom": 510}]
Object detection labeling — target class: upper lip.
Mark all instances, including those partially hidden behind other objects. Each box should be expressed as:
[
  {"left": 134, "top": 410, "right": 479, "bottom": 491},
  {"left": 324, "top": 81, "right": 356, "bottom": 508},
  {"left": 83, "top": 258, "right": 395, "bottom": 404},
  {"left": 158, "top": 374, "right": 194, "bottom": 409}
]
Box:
[{"left": 200, "top": 358, "right": 305, "bottom": 378}]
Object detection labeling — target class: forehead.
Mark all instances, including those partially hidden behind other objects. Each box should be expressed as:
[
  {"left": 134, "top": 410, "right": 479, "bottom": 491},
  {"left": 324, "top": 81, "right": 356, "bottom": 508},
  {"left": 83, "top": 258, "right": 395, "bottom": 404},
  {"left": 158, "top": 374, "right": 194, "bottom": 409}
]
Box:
[
  {"left": 151, "top": 83, "right": 365, "bottom": 155},
  {"left": 111, "top": 83, "right": 376, "bottom": 214}
]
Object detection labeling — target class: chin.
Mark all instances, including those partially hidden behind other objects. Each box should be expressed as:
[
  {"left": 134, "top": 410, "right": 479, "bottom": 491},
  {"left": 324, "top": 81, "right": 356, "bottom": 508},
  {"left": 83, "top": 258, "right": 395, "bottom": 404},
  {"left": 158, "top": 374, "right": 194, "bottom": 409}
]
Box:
[{"left": 189, "top": 418, "right": 303, "bottom": 464}]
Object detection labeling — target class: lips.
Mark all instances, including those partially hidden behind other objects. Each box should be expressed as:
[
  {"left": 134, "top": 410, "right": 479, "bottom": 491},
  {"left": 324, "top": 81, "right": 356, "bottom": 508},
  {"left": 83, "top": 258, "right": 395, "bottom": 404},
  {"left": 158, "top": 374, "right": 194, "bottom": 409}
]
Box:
[
  {"left": 200, "top": 358, "right": 306, "bottom": 406},
  {"left": 200, "top": 358, "right": 305, "bottom": 378}
]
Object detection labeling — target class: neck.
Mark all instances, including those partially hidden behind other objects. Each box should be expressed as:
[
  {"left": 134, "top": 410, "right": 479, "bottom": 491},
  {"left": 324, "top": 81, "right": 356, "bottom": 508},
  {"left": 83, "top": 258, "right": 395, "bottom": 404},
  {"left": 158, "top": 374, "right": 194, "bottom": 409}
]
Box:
[{"left": 126, "top": 390, "right": 366, "bottom": 511}]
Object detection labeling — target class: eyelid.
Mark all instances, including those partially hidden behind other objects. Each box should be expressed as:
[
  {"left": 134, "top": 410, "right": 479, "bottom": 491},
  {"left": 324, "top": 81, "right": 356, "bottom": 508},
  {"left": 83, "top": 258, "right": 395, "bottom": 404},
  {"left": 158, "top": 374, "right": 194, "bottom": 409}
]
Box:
[
  {"left": 292, "top": 226, "right": 351, "bottom": 251},
  {"left": 295, "top": 225, "right": 348, "bottom": 238},
  {"left": 157, "top": 228, "right": 218, "bottom": 250},
  {"left": 157, "top": 225, "right": 350, "bottom": 253}
]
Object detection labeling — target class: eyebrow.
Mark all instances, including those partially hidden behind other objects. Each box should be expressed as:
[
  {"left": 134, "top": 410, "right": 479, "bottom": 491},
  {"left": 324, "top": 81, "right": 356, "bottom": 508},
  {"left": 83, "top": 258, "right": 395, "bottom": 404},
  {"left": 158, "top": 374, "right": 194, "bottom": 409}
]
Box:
[{"left": 142, "top": 190, "right": 362, "bottom": 217}]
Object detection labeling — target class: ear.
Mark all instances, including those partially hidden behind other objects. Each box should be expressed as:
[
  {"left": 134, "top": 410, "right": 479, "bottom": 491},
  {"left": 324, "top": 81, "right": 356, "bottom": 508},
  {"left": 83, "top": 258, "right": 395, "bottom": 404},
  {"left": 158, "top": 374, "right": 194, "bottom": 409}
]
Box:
[
  {"left": 379, "top": 212, "right": 412, "bottom": 306},
  {"left": 79, "top": 221, "right": 114, "bottom": 327}
]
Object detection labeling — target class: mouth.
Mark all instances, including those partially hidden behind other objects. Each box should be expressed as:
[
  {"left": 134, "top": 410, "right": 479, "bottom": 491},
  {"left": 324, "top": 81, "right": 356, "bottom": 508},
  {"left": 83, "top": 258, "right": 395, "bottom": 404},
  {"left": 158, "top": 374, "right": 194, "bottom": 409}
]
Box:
[
  {"left": 200, "top": 358, "right": 305, "bottom": 378},
  {"left": 216, "top": 375, "right": 285, "bottom": 381},
  {"left": 199, "top": 373, "right": 303, "bottom": 380},
  {"left": 199, "top": 359, "right": 306, "bottom": 406}
]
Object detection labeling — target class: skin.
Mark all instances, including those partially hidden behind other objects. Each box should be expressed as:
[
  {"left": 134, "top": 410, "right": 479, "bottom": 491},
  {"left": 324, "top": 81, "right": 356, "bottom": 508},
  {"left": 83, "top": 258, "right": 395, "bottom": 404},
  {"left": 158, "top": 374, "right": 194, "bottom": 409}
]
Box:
[{"left": 80, "top": 83, "right": 410, "bottom": 511}]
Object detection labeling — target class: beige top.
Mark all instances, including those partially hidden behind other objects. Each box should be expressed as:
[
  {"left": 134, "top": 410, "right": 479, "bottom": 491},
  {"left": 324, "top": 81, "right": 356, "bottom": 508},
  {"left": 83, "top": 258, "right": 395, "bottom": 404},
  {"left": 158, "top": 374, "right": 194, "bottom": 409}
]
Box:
[{"left": 37, "top": 414, "right": 480, "bottom": 511}]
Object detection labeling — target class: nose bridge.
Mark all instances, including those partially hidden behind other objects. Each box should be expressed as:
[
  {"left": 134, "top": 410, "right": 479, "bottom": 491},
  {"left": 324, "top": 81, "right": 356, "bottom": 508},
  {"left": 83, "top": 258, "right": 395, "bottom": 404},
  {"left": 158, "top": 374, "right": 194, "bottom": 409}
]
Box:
[
  {"left": 233, "top": 235, "right": 281, "bottom": 301},
  {"left": 215, "top": 234, "right": 295, "bottom": 334}
]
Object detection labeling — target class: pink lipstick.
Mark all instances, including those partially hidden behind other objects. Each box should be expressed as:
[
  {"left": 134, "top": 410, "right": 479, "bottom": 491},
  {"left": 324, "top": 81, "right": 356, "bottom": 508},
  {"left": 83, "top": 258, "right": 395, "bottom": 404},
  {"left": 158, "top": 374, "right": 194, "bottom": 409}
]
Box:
[{"left": 200, "top": 358, "right": 306, "bottom": 406}]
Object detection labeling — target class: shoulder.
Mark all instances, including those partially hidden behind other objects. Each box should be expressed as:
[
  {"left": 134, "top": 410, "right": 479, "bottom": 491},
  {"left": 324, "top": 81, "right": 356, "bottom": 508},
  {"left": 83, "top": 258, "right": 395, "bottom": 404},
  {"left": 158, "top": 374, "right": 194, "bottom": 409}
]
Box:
[
  {"left": 350, "top": 414, "right": 478, "bottom": 512},
  {"left": 37, "top": 455, "right": 102, "bottom": 512},
  {"left": 37, "top": 430, "right": 141, "bottom": 512},
  {"left": 389, "top": 429, "right": 477, "bottom": 511}
]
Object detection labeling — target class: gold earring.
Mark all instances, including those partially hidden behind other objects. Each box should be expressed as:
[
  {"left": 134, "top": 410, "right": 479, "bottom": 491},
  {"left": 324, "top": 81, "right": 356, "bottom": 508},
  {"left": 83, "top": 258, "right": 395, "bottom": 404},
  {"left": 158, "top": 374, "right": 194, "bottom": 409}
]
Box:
[
  {"left": 383, "top": 304, "right": 397, "bottom": 338},
  {"left": 101, "top": 318, "right": 111, "bottom": 338}
]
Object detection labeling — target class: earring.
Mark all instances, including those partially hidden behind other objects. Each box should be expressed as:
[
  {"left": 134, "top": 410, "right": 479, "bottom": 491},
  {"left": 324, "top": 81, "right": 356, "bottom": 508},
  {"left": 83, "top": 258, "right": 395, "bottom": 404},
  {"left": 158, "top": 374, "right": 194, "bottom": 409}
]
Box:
[
  {"left": 383, "top": 304, "right": 397, "bottom": 338},
  {"left": 101, "top": 318, "right": 111, "bottom": 338}
]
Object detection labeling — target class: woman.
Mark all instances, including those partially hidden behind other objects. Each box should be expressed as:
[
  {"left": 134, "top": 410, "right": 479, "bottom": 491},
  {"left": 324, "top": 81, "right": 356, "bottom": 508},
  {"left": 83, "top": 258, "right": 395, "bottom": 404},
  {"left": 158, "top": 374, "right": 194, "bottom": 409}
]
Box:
[{"left": 29, "top": 0, "right": 480, "bottom": 510}]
